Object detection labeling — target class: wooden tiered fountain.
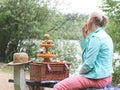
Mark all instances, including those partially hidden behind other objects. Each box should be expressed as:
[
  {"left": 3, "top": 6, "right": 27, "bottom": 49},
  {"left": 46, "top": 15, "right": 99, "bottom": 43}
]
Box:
[{"left": 37, "top": 34, "right": 56, "bottom": 62}]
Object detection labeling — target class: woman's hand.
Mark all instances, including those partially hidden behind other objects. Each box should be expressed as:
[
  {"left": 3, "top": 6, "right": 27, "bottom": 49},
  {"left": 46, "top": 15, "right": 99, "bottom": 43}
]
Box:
[{"left": 82, "top": 24, "right": 88, "bottom": 38}]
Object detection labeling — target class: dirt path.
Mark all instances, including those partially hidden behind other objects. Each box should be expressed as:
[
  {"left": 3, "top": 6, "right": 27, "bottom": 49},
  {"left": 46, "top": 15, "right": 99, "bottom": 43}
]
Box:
[{"left": 0, "top": 73, "right": 14, "bottom": 90}]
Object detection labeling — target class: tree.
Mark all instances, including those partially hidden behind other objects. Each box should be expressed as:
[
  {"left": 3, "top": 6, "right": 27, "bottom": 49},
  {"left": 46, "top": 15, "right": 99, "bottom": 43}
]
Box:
[
  {"left": 0, "top": 0, "right": 50, "bottom": 62},
  {"left": 49, "top": 13, "right": 87, "bottom": 40}
]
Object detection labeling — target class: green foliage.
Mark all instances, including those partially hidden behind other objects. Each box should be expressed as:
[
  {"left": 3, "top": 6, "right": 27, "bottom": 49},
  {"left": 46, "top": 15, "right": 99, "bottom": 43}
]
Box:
[
  {"left": 49, "top": 13, "right": 87, "bottom": 40},
  {"left": 101, "top": 0, "right": 120, "bottom": 52},
  {"left": 112, "top": 58, "right": 120, "bottom": 86},
  {"left": 17, "top": 39, "right": 38, "bottom": 59},
  {"left": 0, "top": 0, "right": 50, "bottom": 62}
]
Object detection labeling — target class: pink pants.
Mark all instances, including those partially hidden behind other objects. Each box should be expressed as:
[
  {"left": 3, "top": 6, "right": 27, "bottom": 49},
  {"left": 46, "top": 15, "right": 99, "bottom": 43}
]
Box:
[{"left": 53, "top": 75, "right": 112, "bottom": 90}]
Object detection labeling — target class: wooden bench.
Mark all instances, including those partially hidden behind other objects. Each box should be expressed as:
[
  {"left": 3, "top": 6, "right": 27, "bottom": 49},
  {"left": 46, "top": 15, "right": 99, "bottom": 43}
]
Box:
[
  {"left": 8, "top": 79, "right": 58, "bottom": 90},
  {"left": 8, "top": 63, "right": 59, "bottom": 90}
]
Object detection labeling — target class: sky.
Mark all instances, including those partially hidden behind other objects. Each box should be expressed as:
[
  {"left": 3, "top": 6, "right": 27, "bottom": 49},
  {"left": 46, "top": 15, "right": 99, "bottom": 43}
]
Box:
[{"left": 54, "top": 0, "right": 102, "bottom": 14}]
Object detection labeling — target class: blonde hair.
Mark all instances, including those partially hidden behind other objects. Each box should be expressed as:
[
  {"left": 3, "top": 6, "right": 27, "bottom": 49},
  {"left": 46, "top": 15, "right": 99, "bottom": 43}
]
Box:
[{"left": 89, "top": 11, "right": 108, "bottom": 27}]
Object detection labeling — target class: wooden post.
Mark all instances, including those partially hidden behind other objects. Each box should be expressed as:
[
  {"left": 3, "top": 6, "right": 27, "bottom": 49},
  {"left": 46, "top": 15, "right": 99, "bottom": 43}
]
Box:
[{"left": 13, "top": 65, "right": 29, "bottom": 90}]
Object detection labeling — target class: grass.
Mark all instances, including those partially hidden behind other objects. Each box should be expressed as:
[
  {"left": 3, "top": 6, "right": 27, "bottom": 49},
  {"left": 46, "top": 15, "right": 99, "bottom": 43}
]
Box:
[
  {"left": 0, "top": 62, "right": 30, "bottom": 75},
  {"left": 0, "top": 63, "right": 13, "bottom": 74}
]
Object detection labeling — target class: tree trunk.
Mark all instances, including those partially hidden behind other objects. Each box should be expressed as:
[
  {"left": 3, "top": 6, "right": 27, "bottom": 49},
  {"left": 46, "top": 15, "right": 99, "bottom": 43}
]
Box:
[
  {"left": 0, "top": 33, "right": 10, "bottom": 62},
  {"left": 6, "top": 41, "right": 19, "bottom": 62}
]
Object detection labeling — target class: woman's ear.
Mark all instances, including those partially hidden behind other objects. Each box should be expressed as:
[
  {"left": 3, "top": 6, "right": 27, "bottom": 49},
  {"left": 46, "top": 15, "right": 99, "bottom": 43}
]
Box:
[
  {"left": 87, "top": 17, "right": 95, "bottom": 26},
  {"left": 90, "top": 18, "right": 95, "bottom": 24}
]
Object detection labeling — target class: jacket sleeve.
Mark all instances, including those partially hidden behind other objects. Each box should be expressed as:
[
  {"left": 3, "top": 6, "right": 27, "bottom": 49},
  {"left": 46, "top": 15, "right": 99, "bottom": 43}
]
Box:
[
  {"left": 79, "top": 39, "right": 88, "bottom": 51},
  {"left": 80, "top": 36, "right": 101, "bottom": 74}
]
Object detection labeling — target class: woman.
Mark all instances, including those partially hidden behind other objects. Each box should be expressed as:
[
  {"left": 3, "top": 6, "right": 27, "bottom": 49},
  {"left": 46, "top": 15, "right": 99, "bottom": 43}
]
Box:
[{"left": 53, "top": 11, "right": 114, "bottom": 90}]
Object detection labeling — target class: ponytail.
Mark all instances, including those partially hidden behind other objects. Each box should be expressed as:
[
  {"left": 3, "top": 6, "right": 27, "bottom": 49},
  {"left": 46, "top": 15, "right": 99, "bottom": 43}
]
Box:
[
  {"left": 94, "top": 15, "right": 108, "bottom": 27},
  {"left": 100, "top": 16, "right": 108, "bottom": 27}
]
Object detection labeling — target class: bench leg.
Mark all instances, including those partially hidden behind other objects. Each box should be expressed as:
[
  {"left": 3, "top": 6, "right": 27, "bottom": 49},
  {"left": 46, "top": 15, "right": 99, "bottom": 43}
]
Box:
[
  {"left": 35, "top": 86, "right": 44, "bottom": 90},
  {"left": 28, "top": 85, "right": 35, "bottom": 90},
  {"left": 28, "top": 85, "right": 44, "bottom": 90},
  {"left": 14, "top": 65, "right": 29, "bottom": 90}
]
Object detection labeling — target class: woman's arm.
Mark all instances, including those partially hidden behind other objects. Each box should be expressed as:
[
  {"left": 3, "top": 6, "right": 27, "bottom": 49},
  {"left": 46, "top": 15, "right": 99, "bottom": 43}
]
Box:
[{"left": 80, "top": 36, "right": 101, "bottom": 74}]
